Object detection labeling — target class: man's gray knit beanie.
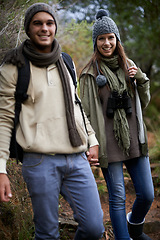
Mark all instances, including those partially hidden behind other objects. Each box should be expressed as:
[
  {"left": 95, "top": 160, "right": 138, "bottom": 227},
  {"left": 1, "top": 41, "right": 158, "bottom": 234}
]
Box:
[
  {"left": 92, "top": 9, "right": 121, "bottom": 49},
  {"left": 24, "top": 2, "right": 57, "bottom": 36}
]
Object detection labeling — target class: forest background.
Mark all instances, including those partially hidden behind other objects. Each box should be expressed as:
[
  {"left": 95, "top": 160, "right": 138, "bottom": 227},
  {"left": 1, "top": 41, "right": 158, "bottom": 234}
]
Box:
[
  {"left": 1, "top": 0, "right": 160, "bottom": 134},
  {"left": 0, "top": 0, "right": 160, "bottom": 239}
]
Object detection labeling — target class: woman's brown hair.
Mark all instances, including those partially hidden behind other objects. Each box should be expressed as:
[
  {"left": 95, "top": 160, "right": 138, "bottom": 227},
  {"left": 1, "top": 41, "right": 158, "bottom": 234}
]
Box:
[{"left": 79, "top": 38, "right": 134, "bottom": 92}]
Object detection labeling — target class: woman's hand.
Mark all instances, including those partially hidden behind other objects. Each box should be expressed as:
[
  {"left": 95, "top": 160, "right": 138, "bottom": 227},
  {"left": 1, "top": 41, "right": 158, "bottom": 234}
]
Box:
[{"left": 128, "top": 66, "right": 138, "bottom": 78}]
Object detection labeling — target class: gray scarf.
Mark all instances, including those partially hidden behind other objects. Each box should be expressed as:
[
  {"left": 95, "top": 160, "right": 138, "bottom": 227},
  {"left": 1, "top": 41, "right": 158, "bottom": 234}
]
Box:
[
  {"left": 100, "top": 56, "right": 130, "bottom": 155},
  {"left": 3, "top": 39, "right": 82, "bottom": 147}
]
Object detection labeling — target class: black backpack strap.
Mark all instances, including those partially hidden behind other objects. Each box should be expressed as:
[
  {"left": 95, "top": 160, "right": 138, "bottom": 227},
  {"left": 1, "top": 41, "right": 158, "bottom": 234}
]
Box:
[
  {"left": 62, "top": 52, "right": 77, "bottom": 88},
  {"left": 15, "top": 56, "right": 30, "bottom": 125},
  {"left": 9, "top": 56, "right": 30, "bottom": 162},
  {"left": 75, "top": 94, "right": 88, "bottom": 134}
]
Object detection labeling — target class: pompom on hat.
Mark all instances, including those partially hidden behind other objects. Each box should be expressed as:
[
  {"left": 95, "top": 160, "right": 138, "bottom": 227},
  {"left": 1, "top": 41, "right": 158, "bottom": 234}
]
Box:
[
  {"left": 92, "top": 9, "right": 121, "bottom": 49},
  {"left": 24, "top": 2, "right": 57, "bottom": 36}
]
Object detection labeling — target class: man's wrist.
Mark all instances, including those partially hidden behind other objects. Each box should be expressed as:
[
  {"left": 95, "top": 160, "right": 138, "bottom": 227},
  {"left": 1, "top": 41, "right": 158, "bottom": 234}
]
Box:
[{"left": 0, "top": 159, "right": 7, "bottom": 174}]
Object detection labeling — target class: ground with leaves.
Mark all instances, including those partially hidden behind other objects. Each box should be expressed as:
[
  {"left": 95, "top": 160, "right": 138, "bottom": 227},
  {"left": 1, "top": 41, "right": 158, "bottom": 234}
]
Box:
[
  {"left": 58, "top": 167, "right": 160, "bottom": 240},
  {"left": 0, "top": 137, "right": 160, "bottom": 240}
]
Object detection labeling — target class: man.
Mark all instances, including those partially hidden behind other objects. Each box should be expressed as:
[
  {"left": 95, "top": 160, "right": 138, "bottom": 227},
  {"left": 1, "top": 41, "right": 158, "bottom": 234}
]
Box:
[{"left": 0, "top": 3, "right": 104, "bottom": 240}]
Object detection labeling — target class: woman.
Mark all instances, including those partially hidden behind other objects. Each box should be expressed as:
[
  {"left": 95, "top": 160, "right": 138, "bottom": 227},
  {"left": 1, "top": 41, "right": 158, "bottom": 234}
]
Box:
[{"left": 79, "top": 9, "right": 154, "bottom": 240}]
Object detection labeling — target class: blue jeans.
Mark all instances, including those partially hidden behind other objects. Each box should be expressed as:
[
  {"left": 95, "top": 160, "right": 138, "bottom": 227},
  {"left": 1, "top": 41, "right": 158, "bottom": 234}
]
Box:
[
  {"left": 102, "top": 156, "right": 154, "bottom": 240},
  {"left": 22, "top": 152, "right": 104, "bottom": 240}
]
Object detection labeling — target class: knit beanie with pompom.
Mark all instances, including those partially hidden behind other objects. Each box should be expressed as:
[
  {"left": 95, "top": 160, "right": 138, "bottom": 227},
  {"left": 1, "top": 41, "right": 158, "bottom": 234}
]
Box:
[
  {"left": 24, "top": 2, "right": 57, "bottom": 36},
  {"left": 92, "top": 9, "right": 121, "bottom": 50}
]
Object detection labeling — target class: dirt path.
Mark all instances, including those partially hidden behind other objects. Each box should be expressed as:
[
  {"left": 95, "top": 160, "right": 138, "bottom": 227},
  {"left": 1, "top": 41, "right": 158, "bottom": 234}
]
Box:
[{"left": 59, "top": 168, "right": 160, "bottom": 239}]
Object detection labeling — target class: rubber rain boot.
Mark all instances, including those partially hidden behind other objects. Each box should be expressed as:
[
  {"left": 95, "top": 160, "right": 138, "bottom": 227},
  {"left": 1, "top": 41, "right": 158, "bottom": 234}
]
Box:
[{"left": 127, "top": 212, "right": 152, "bottom": 240}]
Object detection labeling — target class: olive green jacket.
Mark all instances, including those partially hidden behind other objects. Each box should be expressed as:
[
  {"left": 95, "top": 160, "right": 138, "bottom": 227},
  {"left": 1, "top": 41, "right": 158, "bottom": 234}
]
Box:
[{"left": 79, "top": 60, "right": 150, "bottom": 168}]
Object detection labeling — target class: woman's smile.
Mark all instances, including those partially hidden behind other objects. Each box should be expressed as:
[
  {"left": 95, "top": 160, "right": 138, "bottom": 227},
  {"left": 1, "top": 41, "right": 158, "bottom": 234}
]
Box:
[{"left": 97, "top": 33, "right": 117, "bottom": 57}]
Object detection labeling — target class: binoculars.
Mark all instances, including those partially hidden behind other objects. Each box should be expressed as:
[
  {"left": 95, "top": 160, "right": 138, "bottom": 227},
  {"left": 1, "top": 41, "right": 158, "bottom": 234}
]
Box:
[{"left": 106, "top": 90, "right": 132, "bottom": 118}]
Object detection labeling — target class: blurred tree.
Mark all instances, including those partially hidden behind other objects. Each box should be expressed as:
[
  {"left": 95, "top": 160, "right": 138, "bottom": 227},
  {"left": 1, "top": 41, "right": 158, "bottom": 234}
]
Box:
[
  {"left": 58, "top": 0, "right": 160, "bottom": 128},
  {"left": 59, "top": 0, "right": 160, "bottom": 79},
  {"left": 108, "top": 0, "right": 160, "bottom": 80},
  {"left": 58, "top": 20, "right": 93, "bottom": 76},
  {"left": 0, "top": 0, "right": 159, "bottom": 127},
  {"left": 0, "top": 0, "right": 50, "bottom": 63},
  {"left": 56, "top": 0, "right": 108, "bottom": 23}
]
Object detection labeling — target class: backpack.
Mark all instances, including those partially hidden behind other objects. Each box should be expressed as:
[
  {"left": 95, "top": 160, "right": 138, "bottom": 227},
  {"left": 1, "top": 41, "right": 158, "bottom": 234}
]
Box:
[{"left": 9, "top": 52, "right": 83, "bottom": 163}]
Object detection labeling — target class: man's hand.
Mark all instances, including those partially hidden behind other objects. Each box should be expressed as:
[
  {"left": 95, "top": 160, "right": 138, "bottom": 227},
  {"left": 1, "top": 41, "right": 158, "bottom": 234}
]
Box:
[
  {"left": 86, "top": 145, "right": 99, "bottom": 166},
  {"left": 0, "top": 173, "right": 12, "bottom": 202}
]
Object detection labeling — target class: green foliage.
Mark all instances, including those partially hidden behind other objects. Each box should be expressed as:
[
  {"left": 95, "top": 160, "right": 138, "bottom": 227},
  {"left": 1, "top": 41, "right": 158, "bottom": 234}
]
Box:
[
  {"left": 58, "top": 19, "right": 93, "bottom": 76},
  {"left": 0, "top": 0, "right": 160, "bottom": 144},
  {"left": 0, "top": 159, "right": 35, "bottom": 240},
  {"left": 58, "top": 0, "right": 160, "bottom": 96},
  {"left": 0, "top": 0, "right": 52, "bottom": 63},
  {"left": 149, "top": 130, "right": 160, "bottom": 162},
  {"left": 108, "top": 0, "right": 160, "bottom": 76},
  {"left": 97, "top": 184, "right": 107, "bottom": 196},
  {"left": 57, "top": 0, "right": 160, "bottom": 135},
  {"left": 145, "top": 104, "right": 160, "bottom": 128},
  {"left": 3, "top": 160, "right": 77, "bottom": 239}
]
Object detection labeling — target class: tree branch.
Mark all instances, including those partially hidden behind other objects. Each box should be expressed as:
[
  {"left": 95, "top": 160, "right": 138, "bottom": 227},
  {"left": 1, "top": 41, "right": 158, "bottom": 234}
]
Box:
[{"left": 15, "top": 15, "right": 23, "bottom": 47}]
